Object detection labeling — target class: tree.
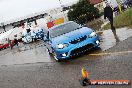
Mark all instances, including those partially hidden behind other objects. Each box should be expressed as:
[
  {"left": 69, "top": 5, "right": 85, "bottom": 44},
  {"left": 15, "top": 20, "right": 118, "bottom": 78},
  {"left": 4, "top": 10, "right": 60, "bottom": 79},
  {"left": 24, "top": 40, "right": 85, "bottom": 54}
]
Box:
[{"left": 68, "top": 0, "right": 100, "bottom": 25}]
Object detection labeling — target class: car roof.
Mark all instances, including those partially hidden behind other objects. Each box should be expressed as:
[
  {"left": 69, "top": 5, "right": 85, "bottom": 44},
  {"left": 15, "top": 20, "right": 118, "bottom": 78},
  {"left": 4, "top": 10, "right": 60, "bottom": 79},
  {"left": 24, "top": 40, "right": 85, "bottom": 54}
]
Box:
[{"left": 49, "top": 21, "right": 75, "bottom": 31}]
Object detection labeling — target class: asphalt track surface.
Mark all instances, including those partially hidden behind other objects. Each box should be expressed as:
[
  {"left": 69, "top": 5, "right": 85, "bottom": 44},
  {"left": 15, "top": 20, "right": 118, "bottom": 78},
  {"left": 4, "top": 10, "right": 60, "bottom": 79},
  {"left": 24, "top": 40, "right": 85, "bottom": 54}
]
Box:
[{"left": 0, "top": 28, "right": 132, "bottom": 88}]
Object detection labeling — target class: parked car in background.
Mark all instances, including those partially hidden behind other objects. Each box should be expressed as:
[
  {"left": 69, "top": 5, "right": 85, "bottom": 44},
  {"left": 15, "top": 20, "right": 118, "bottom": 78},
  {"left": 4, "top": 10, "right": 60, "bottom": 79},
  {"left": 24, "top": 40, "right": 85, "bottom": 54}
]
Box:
[
  {"left": 0, "top": 39, "right": 15, "bottom": 50},
  {"left": 44, "top": 21, "right": 100, "bottom": 61},
  {"left": 0, "top": 39, "right": 8, "bottom": 50},
  {"left": 31, "top": 27, "right": 44, "bottom": 41},
  {"left": 0, "top": 38, "right": 9, "bottom": 49},
  {"left": 22, "top": 28, "right": 32, "bottom": 43},
  {"left": 3, "top": 43, "right": 9, "bottom": 49},
  {"left": 22, "top": 27, "right": 44, "bottom": 43}
]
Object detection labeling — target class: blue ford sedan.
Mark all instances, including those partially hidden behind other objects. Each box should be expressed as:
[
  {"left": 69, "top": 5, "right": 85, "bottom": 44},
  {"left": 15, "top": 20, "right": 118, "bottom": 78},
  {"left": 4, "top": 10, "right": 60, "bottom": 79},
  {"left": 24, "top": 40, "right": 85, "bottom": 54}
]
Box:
[{"left": 44, "top": 21, "right": 100, "bottom": 60}]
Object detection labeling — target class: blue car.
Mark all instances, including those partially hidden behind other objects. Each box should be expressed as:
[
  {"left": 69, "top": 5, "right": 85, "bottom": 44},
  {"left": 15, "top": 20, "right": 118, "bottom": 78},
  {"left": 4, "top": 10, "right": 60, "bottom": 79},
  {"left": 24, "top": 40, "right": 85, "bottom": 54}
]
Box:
[{"left": 44, "top": 21, "right": 100, "bottom": 60}]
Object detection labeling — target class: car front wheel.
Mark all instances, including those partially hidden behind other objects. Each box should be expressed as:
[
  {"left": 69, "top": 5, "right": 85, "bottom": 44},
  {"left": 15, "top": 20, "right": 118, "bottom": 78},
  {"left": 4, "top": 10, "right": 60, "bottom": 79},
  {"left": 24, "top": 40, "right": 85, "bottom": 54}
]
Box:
[
  {"left": 47, "top": 48, "right": 60, "bottom": 61},
  {"left": 52, "top": 52, "right": 59, "bottom": 61}
]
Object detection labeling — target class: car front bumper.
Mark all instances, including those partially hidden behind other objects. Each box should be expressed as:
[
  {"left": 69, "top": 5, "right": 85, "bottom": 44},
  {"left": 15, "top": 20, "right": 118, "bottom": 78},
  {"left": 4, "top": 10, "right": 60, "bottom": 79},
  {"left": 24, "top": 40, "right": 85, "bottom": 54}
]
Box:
[{"left": 54, "top": 36, "right": 100, "bottom": 60}]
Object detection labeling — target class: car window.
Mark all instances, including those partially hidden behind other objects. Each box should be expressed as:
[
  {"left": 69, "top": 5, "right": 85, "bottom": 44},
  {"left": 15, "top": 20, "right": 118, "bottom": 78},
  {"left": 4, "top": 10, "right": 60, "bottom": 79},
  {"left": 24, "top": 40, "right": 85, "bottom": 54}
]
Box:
[{"left": 50, "top": 22, "right": 80, "bottom": 38}]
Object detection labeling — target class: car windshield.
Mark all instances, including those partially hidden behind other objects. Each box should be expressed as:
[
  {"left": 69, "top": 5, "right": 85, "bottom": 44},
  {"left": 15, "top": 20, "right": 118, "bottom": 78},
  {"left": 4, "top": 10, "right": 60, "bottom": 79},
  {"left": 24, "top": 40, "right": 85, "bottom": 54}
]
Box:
[{"left": 50, "top": 22, "right": 80, "bottom": 38}]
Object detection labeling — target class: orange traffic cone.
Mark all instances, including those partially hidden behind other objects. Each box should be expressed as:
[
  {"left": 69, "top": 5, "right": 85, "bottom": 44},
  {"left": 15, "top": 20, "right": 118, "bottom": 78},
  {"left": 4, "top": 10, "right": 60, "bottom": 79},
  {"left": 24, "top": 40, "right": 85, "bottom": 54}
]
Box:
[{"left": 80, "top": 68, "right": 91, "bottom": 86}]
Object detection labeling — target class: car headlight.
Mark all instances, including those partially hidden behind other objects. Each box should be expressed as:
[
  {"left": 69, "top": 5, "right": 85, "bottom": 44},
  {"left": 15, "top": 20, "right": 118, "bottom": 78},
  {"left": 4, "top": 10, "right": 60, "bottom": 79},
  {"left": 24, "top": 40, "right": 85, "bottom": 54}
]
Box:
[
  {"left": 56, "top": 43, "right": 69, "bottom": 49},
  {"left": 89, "top": 31, "right": 96, "bottom": 37}
]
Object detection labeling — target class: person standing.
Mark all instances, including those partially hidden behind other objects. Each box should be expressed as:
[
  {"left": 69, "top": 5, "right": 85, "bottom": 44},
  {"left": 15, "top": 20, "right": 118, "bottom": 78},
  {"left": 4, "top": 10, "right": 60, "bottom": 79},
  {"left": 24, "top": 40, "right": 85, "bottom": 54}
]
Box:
[
  {"left": 8, "top": 38, "right": 13, "bottom": 49},
  {"left": 13, "top": 38, "right": 19, "bottom": 46},
  {"left": 104, "top": 3, "right": 115, "bottom": 30},
  {"left": 104, "top": 3, "right": 120, "bottom": 42}
]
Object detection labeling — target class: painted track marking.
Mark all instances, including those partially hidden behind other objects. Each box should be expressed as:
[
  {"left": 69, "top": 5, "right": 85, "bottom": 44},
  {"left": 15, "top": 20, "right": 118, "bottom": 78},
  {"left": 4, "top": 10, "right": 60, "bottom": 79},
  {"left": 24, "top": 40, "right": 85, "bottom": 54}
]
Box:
[{"left": 89, "top": 50, "right": 132, "bottom": 56}]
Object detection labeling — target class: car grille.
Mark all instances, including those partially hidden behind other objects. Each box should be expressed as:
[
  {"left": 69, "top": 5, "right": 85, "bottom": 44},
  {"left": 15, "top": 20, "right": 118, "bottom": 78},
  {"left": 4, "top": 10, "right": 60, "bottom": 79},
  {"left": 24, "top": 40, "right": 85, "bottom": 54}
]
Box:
[
  {"left": 70, "top": 44, "right": 93, "bottom": 56},
  {"left": 70, "top": 35, "right": 87, "bottom": 44}
]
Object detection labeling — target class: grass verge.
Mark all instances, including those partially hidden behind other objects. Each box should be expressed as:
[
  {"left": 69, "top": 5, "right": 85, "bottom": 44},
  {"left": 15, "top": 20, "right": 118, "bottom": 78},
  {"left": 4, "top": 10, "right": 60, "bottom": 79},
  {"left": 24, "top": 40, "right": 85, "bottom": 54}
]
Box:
[{"left": 103, "top": 8, "right": 132, "bottom": 30}]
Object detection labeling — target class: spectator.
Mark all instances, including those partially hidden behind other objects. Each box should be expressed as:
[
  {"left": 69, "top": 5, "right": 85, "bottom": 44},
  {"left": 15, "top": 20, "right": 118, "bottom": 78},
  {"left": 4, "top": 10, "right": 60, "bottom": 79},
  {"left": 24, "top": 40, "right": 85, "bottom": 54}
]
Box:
[
  {"left": 104, "top": 3, "right": 115, "bottom": 30},
  {"left": 104, "top": 3, "right": 120, "bottom": 42},
  {"left": 14, "top": 38, "right": 19, "bottom": 46}
]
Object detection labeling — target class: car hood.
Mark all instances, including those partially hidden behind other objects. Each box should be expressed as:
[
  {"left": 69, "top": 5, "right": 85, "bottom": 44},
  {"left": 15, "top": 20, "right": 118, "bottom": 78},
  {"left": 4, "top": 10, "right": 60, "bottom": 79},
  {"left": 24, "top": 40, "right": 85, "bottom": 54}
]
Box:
[{"left": 51, "top": 27, "right": 93, "bottom": 46}]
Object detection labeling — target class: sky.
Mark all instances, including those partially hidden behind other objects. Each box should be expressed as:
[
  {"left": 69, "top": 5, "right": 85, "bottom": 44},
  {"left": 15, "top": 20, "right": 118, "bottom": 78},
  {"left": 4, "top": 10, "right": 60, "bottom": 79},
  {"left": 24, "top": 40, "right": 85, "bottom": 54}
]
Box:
[{"left": 0, "top": 0, "right": 78, "bottom": 23}]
